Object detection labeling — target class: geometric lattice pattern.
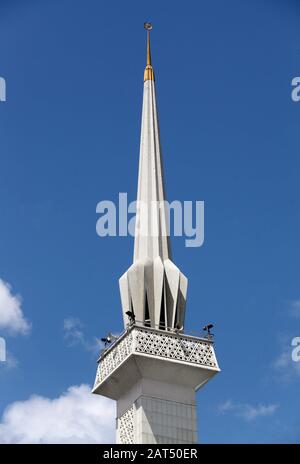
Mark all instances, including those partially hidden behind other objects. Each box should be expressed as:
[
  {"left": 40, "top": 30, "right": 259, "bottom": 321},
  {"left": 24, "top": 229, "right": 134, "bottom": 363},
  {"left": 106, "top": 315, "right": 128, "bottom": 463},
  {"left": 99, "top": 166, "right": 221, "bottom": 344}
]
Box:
[
  {"left": 118, "top": 406, "right": 134, "bottom": 444},
  {"left": 94, "top": 325, "right": 217, "bottom": 390},
  {"left": 135, "top": 328, "right": 217, "bottom": 367},
  {"left": 95, "top": 330, "right": 134, "bottom": 386}
]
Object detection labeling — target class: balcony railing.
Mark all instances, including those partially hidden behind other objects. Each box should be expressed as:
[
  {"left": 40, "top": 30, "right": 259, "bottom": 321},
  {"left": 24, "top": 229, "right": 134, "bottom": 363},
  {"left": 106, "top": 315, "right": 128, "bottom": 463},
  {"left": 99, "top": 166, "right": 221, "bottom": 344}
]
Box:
[{"left": 93, "top": 325, "right": 218, "bottom": 389}]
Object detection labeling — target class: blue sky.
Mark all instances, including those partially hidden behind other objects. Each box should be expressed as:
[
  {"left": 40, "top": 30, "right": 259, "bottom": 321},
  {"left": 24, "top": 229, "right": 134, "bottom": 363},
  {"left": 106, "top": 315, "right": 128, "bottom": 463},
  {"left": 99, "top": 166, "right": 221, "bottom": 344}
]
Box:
[{"left": 0, "top": 0, "right": 300, "bottom": 444}]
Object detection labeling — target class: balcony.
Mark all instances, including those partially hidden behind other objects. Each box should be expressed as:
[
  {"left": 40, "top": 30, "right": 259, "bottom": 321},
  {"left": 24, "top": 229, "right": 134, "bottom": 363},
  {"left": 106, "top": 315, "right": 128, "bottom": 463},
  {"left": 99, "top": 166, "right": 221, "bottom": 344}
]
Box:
[{"left": 93, "top": 325, "right": 220, "bottom": 399}]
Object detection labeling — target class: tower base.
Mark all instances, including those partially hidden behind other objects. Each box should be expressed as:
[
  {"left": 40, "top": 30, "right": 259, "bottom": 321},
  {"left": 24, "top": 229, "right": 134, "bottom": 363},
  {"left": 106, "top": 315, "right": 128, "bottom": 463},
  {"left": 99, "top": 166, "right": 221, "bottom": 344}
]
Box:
[{"left": 93, "top": 325, "right": 220, "bottom": 444}]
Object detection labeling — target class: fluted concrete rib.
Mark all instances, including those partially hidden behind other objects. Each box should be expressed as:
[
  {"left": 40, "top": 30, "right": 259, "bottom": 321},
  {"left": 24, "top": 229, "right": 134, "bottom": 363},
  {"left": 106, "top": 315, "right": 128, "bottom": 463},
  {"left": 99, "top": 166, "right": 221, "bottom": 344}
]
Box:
[
  {"left": 134, "top": 79, "right": 171, "bottom": 262},
  {"left": 119, "top": 51, "right": 187, "bottom": 332}
]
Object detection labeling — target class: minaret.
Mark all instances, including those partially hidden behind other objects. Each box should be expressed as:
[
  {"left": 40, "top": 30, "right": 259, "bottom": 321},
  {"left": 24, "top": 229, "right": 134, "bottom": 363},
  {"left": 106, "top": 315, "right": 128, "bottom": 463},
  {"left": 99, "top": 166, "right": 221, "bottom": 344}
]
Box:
[
  {"left": 93, "top": 24, "right": 220, "bottom": 444},
  {"left": 119, "top": 22, "right": 188, "bottom": 333}
]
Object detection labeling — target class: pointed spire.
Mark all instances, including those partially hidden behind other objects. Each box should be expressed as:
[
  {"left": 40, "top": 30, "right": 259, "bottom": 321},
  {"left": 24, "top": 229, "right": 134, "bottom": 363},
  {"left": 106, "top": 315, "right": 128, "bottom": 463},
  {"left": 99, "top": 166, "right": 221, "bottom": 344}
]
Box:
[
  {"left": 119, "top": 23, "right": 187, "bottom": 332},
  {"left": 144, "top": 22, "right": 155, "bottom": 81},
  {"left": 134, "top": 23, "right": 170, "bottom": 263}
]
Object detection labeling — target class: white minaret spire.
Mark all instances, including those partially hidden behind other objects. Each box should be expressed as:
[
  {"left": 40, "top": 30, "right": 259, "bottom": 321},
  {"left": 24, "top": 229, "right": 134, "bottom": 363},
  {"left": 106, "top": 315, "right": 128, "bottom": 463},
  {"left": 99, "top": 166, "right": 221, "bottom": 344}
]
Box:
[
  {"left": 134, "top": 24, "right": 169, "bottom": 262},
  {"left": 119, "top": 23, "right": 188, "bottom": 332},
  {"left": 93, "top": 24, "right": 220, "bottom": 445}
]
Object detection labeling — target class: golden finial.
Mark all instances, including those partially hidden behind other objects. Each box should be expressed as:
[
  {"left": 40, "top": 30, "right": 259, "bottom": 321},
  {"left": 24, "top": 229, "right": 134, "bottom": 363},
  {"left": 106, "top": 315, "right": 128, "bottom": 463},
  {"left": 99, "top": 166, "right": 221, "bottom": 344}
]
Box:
[{"left": 144, "top": 22, "right": 155, "bottom": 81}]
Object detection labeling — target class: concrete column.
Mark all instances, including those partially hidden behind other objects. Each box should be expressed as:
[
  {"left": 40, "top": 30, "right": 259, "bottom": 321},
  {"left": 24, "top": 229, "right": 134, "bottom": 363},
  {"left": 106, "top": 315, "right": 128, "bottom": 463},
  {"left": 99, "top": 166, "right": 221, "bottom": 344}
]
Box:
[{"left": 116, "top": 378, "right": 198, "bottom": 444}]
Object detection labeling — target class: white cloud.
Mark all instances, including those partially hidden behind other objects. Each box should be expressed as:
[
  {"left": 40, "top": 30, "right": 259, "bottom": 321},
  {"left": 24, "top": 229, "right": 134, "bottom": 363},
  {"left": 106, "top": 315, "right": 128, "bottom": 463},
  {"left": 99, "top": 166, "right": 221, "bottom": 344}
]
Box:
[
  {"left": 272, "top": 345, "right": 300, "bottom": 382},
  {"left": 0, "top": 351, "right": 19, "bottom": 370},
  {"left": 289, "top": 300, "right": 300, "bottom": 319},
  {"left": 63, "top": 318, "right": 85, "bottom": 345},
  {"left": 63, "top": 318, "right": 107, "bottom": 355},
  {"left": 218, "top": 400, "right": 279, "bottom": 421},
  {"left": 0, "top": 384, "right": 115, "bottom": 444},
  {"left": 0, "top": 279, "right": 30, "bottom": 335},
  {"left": 273, "top": 351, "right": 290, "bottom": 369},
  {"left": 218, "top": 399, "right": 234, "bottom": 413}
]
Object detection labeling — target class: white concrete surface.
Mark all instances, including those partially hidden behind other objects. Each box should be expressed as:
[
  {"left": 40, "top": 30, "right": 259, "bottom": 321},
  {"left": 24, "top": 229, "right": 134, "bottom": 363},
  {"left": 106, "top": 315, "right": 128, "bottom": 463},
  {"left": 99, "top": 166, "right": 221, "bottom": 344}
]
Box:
[{"left": 119, "top": 79, "right": 188, "bottom": 332}]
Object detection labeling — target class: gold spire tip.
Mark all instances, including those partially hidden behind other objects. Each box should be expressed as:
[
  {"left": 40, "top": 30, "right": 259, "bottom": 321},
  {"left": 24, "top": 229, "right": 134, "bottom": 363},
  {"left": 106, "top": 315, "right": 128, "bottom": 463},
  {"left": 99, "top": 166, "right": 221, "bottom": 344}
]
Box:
[{"left": 144, "top": 22, "right": 155, "bottom": 82}]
